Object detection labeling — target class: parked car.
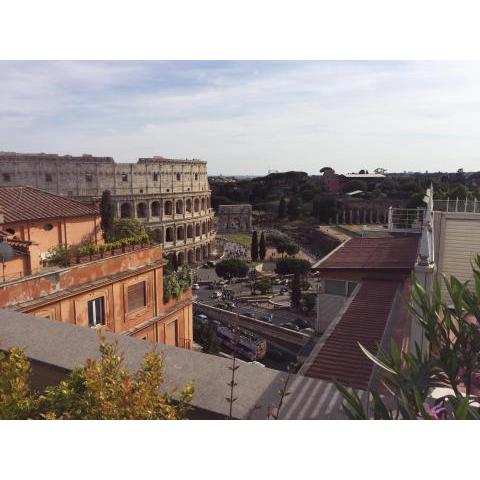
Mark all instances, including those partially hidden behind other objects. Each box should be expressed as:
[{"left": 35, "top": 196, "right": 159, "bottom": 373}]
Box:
[
  {"left": 295, "top": 318, "right": 310, "bottom": 329},
  {"left": 261, "top": 313, "right": 273, "bottom": 323},
  {"left": 280, "top": 322, "right": 300, "bottom": 331},
  {"left": 210, "top": 291, "right": 222, "bottom": 299},
  {"left": 208, "top": 282, "right": 216, "bottom": 290},
  {"left": 300, "top": 327, "right": 315, "bottom": 335},
  {"left": 218, "top": 279, "right": 229, "bottom": 286},
  {"left": 273, "top": 278, "right": 282, "bottom": 285},
  {"left": 194, "top": 314, "right": 208, "bottom": 326},
  {"left": 192, "top": 283, "right": 200, "bottom": 290}
]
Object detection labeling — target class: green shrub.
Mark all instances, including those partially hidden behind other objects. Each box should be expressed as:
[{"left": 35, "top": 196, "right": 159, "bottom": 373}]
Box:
[
  {"left": 275, "top": 258, "right": 311, "bottom": 276},
  {"left": 215, "top": 259, "right": 249, "bottom": 279}
]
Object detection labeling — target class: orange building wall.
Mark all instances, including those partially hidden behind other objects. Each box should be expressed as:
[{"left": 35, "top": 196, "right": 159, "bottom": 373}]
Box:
[
  {"left": 0, "top": 245, "right": 193, "bottom": 350},
  {"left": 2, "top": 214, "right": 101, "bottom": 257}
]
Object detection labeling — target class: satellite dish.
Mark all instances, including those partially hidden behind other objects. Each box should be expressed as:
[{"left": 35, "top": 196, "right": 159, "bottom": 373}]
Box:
[{"left": 0, "top": 242, "right": 14, "bottom": 262}]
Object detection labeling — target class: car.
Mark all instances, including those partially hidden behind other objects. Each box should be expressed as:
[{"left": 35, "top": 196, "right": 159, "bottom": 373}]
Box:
[
  {"left": 280, "top": 322, "right": 300, "bottom": 331},
  {"left": 208, "top": 283, "right": 216, "bottom": 290},
  {"left": 261, "top": 313, "right": 273, "bottom": 323},
  {"left": 218, "top": 279, "right": 229, "bottom": 286},
  {"left": 280, "top": 287, "right": 288, "bottom": 294},
  {"left": 244, "top": 312, "right": 256, "bottom": 319},
  {"left": 300, "top": 327, "right": 315, "bottom": 335},
  {"left": 273, "top": 278, "right": 282, "bottom": 285},
  {"left": 248, "top": 361, "right": 265, "bottom": 368},
  {"left": 295, "top": 318, "right": 310, "bottom": 329},
  {"left": 225, "top": 301, "right": 236, "bottom": 309},
  {"left": 192, "top": 283, "right": 200, "bottom": 290},
  {"left": 194, "top": 314, "right": 208, "bottom": 326},
  {"left": 210, "top": 291, "right": 222, "bottom": 299}
]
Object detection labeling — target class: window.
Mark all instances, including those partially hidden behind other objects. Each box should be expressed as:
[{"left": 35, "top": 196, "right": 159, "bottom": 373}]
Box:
[
  {"left": 88, "top": 297, "right": 105, "bottom": 327},
  {"left": 122, "top": 173, "right": 128, "bottom": 182},
  {"left": 176, "top": 173, "right": 181, "bottom": 181},
  {"left": 85, "top": 174, "right": 93, "bottom": 182},
  {"left": 128, "top": 281, "right": 146, "bottom": 312},
  {"left": 195, "top": 173, "right": 198, "bottom": 180},
  {"left": 43, "top": 223, "right": 53, "bottom": 231},
  {"left": 45, "top": 173, "right": 52, "bottom": 182},
  {"left": 153, "top": 172, "right": 159, "bottom": 181},
  {"left": 2, "top": 173, "right": 11, "bottom": 182}
]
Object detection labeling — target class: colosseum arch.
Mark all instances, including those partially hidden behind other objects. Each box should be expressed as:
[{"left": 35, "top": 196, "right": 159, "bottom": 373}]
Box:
[
  {"left": 195, "top": 223, "right": 201, "bottom": 237},
  {"left": 201, "top": 197, "right": 206, "bottom": 211},
  {"left": 202, "top": 221, "right": 207, "bottom": 235},
  {"left": 202, "top": 244, "right": 208, "bottom": 259},
  {"left": 186, "top": 224, "right": 193, "bottom": 239},
  {"left": 165, "top": 226, "right": 174, "bottom": 243},
  {"left": 164, "top": 200, "right": 173, "bottom": 216},
  {"left": 151, "top": 201, "right": 160, "bottom": 217},
  {"left": 194, "top": 198, "right": 200, "bottom": 213},
  {"left": 177, "top": 251, "right": 185, "bottom": 266},
  {"left": 175, "top": 199, "right": 183, "bottom": 215},
  {"left": 176, "top": 225, "right": 185, "bottom": 241},
  {"left": 186, "top": 198, "right": 192, "bottom": 213},
  {"left": 152, "top": 228, "right": 163, "bottom": 243},
  {"left": 187, "top": 249, "right": 194, "bottom": 264},
  {"left": 207, "top": 197, "right": 211, "bottom": 209},
  {"left": 136, "top": 202, "right": 147, "bottom": 218},
  {"left": 195, "top": 248, "right": 201, "bottom": 262},
  {"left": 120, "top": 202, "right": 132, "bottom": 218}
]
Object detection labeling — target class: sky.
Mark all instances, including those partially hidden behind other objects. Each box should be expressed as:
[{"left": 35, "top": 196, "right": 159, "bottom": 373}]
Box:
[{"left": 1, "top": 60, "right": 480, "bottom": 175}]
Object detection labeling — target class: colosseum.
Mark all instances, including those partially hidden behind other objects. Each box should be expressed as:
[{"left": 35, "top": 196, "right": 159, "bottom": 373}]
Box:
[{"left": 0, "top": 152, "right": 215, "bottom": 266}]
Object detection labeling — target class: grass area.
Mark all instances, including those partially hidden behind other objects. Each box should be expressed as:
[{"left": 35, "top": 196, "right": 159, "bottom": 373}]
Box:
[{"left": 218, "top": 232, "right": 253, "bottom": 248}]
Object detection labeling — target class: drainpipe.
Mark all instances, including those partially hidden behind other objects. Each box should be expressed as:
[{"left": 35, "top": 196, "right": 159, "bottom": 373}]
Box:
[{"left": 315, "top": 277, "right": 321, "bottom": 335}]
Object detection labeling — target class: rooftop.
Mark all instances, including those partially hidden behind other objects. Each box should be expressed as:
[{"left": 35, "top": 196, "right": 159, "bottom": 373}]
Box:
[
  {"left": 303, "top": 279, "right": 399, "bottom": 389},
  {"left": 0, "top": 308, "right": 356, "bottom": 419},
  {"left": 313, "top": 236, "right": 419, "bottom": 271},
  {"left": 0, "top": 186, "right": 98, "bottom": 223}
]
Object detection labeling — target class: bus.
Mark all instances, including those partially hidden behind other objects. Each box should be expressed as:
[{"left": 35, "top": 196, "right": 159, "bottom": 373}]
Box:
[{"left": 216, "top": 325, "right": 267, "bottom": 361}]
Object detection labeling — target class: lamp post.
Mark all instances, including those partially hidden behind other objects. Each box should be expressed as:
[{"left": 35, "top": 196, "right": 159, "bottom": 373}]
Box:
[{"left": 315, "top": 276, "right": 321, "bottom": 335}]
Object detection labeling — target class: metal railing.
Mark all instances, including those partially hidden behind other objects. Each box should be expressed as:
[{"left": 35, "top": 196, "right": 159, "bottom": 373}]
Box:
[
  {"left": 388, "top": 207, "right": 424, "bottom": 233},
  {"left": 434, "top": 198, "right": 480, "bottom": 213}
]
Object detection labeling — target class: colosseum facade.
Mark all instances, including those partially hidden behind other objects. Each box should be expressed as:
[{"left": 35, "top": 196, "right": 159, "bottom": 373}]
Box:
[{"left": 0, "top": 152, "right": 215, "bottom": 266}]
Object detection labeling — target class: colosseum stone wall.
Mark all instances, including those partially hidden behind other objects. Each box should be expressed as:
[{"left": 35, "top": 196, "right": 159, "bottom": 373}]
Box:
[{"left": 0, "top": 152, "right": 215, "bottom": 265}]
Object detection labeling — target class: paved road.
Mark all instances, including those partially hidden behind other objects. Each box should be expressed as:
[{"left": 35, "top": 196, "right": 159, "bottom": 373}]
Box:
[{"left": 193, "top": 281, "right": 315, "bottom": 329}]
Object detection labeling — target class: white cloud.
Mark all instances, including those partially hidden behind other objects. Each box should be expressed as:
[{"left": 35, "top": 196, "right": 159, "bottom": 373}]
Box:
[{"left": 1, "top": 61, "right": 480, "bottom": 174}]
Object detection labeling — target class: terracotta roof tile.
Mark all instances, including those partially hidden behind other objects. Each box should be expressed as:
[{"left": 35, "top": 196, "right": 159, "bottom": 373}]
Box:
[
  {"left": 304, "top": 280, "right": 399, "bottom": 390},
  {"left": 315, "top": 236, "right": 418, "bottom": 271},
  {"left": 0, "top": 186, "right": 97, "bottom": 223}
]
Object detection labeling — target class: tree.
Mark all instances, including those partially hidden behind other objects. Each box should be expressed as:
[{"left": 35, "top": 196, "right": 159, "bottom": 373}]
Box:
[
  {"left": 251, "top": 231, "right": 259, "bottom": 262},
  {"left": 100, "top": 190, "right": 115, "bottom": 241},
  {"left": 302, "top": 293, "right": 316, "bottom": 314},
  {"left": 254, "top": 278, "right": 272, "bottom": 295},
  {"left": 259, "top": 232, "right": 266, "bottom": 261},
  {"left": 290, "top": 273, "right": 302, "bottom": 311},
  {"left": 278, "top": 196, "right": 287, "bottom": 219},
  {"left": 337, "top": 257, "right": 480, "bottom": 420},
  {"left": 0, "top": 340, "right": 193, "bottom": 420},
  {"left": 110, "top": 218, "right": 146, "bottom": 241},
  {"left": 287, "top": 196, "right": 300, "bottom": 220},
  {"left": 275, "top": 258, "right": 311, "bottom": 276},
  {"left": 215, "top": 258, "right": 249, "bottom": 279},
  {"left": 285, "top": 243, "right": 300, "bottom": 257},
  {"left": 198, "top": 323, "right": 221, "bottom": 354}
]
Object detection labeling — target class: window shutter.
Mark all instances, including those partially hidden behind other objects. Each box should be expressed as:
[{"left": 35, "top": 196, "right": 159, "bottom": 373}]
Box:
[{"left": 128, "top": 282, "right": 146, "bottom": 312}]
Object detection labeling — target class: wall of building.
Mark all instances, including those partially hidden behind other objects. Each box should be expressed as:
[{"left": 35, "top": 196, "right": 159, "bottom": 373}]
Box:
[
  {"left": 2, "top": 214, "right": 101, "bottom": 258},
  {"left": 0, "top": 244, "right": 193, "bottom": 349}
]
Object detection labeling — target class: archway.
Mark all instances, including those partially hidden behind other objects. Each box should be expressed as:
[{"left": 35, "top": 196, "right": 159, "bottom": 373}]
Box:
[
  {"left": 186, "top": 198, "right": 192, "bottom": 213},
  {"left": 195, "top": 248, "right": 201, "bottom": 262},
  {"left": 136, "top": 202, "right": 147, "bottom": 218},
  {"left": 176, "top": 199, "right": 183, "bottom": 215},
  {"left": 177, "top": 251, "right": 185, "bottom": 266},
  {"left": 165, "top": 227, "right": 174, "bottom": 243},
  {"left": 176, "top": 225, "right": 185, "bottom": 241},
  {"left": 151, "top": 201, "right": 160, "bottom": 217},
  {"left": 164, "top": 200, "right": 173, "bottom": 216},
  {"left": 187, "top": 224, "right": 193, "bottom": 239},
  {"left": 120, "top": 203, "right": 132, "bottom": 218},
  {"left": 187, "top": 249, "right": 194, "bottom": 264},
  {"left": 201, "top": 198, "right": 206, "bottom": 211},
  {"left": 194, "top": 198, "right": 200, "bottom": 213},
  {"left": 195, "top": 223, "right": 200, "bottom": 237}
]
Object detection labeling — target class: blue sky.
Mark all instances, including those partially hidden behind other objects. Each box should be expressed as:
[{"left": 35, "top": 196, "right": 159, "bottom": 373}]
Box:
[{"left": 1, "top": 61, "right": 480, "bottom": 175}]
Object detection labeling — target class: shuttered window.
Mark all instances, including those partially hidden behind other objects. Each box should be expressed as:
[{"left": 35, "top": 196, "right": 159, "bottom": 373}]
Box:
[{"left": 128, "top": 281, "right": 146, "bottom": 312}]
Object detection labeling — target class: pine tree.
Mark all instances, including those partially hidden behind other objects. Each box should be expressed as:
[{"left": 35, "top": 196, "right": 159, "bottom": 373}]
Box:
[
  {"left": 290, "top": 273, "right": 302, "bottom": 311},
  {"left": 100, "top": 190, "right": 115, "bottom": 241},
  {"left": 259, "top": 231, "right": 266, "bottom": 260},
  {"left": 251, "top": 230, "right": 259, "bottom": 262},
  {"left": 278, "top": 196, "right": 287, "bottom": 219},
  {"left": 287, "top": 196, "right": 300, "bottom": 220}
]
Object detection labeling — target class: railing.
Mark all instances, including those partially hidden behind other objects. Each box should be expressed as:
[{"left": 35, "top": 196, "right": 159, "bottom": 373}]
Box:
[
  {"left": 434, "top": 198, "right": 480, "bottom": 213},
  {"left": 388, "top": 207, "right": 424, "bottom": 233}
]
